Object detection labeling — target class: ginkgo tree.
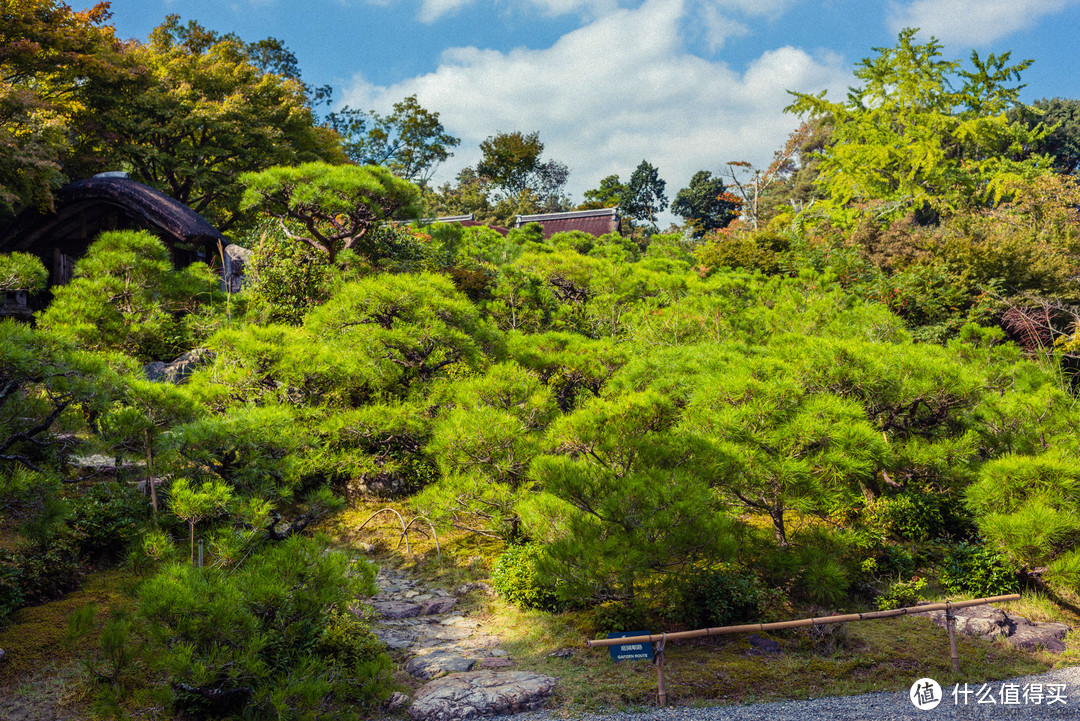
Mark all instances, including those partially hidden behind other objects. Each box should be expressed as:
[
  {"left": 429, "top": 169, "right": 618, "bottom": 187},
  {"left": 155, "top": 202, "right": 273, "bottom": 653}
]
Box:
[{"left": 786, "top": 28, "right": 1052, "bottom": 226}]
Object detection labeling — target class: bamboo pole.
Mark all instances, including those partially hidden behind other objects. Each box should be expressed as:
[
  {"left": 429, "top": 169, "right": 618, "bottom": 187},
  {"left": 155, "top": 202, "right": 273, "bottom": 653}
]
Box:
[{"left": 585, "top": 594, "right": 1021, "bottom": 648}]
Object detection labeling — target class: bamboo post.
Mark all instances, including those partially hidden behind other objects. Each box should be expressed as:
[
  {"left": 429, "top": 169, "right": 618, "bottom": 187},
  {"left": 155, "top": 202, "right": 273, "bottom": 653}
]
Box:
[
  {"left": 654, "top": 633, "right": 667, "bottom": 707},
  {"left": 946, "top": 601, "right": 960, "bottom": 673}
]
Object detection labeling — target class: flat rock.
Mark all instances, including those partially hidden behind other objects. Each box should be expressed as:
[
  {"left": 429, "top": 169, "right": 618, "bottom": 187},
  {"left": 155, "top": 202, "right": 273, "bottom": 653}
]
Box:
[
  {"left": 478, "top": 657, "right": 514, "bottom": 668},
  {"left": 373, "top": 600, "right": 423, "bottom": 619},
  {"left": 1008, "top": 622, "right": 1070, "bottom": 653},
  {"left": 405, "top": 650, "right": 477, "bottom": 680},
  {"left": 422, "top": 597, "right": 459, "bottom": 615},
  {"left": 747, "top": 633, "right": 782, "bottom": 655},
  {"left": 408, "top": 671, "right": 557, "bottom": 721},
  {"left": 453, "top": 582, "right": 494, "bottom": 597},
  {"left": 373, "top": 628, "right": 418, "bottom": 650},
  {"left": 915, "top": 604, "right": 1070, "bottom": 653}
]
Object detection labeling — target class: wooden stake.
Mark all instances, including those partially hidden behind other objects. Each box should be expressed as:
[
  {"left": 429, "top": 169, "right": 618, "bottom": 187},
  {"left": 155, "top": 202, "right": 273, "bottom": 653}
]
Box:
[
  {"left": 946, "top": 601, "right": 960, "bottom": 673},
  {"left": 654, "top": 634, "right": 667, "bottom": 707}
]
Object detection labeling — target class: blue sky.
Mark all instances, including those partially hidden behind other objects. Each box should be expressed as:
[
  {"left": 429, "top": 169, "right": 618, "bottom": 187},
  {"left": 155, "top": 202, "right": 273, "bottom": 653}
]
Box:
[{"left": 79, "top": 0, "right": 1080, "bottom": 210}]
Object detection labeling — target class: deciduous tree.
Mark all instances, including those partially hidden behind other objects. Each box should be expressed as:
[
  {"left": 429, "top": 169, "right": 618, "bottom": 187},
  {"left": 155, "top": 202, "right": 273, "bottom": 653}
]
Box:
[{"left": 786, "top": 28, "right": 1052, "bottom": 226}]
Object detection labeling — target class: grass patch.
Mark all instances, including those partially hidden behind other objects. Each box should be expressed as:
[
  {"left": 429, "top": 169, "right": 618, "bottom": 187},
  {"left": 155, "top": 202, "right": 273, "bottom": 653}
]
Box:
[{"left": 0, "top": 568, "right": 136, "bottom": 685}]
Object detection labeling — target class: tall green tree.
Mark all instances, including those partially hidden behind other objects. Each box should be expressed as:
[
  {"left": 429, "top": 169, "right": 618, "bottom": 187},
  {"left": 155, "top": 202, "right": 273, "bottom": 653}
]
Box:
[
  {"left": 786, "top": 28, "right": 1051, "bottom": 226},
  {"left": 580, "top": 174, "right": 626, "bottom": 210},
  {"left": 328, "top": 95, "right": 460, "bottom": 186},
  {"left": 0, "top": 0, "right": 123, "bottom": 222},
  {"left": 1013, "top": 97, "right": 1080, "bottom": 176},
  {"left": 622, "top": 160, "right": 668, "bottom": 233},
  {"left": 670, "top": 170, "right": 740, "bottom": 237},
  {"left": 85, "top": 16, "right": 344, "bottom": 229},
  {"left": 475, "top": 130, "right": 570, "bottom": 213}
]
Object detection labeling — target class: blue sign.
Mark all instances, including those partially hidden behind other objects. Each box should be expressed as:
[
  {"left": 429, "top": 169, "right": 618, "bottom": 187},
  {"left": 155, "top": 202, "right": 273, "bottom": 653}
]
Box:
[{"left": 608, "top": 631, "right": 654, "bottom": 662}]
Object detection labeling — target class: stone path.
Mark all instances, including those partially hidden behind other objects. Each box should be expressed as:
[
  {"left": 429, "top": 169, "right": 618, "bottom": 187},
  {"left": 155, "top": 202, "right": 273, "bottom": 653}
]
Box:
[{"left": 364, "top": 567, "right": 557, "bottom": 720}]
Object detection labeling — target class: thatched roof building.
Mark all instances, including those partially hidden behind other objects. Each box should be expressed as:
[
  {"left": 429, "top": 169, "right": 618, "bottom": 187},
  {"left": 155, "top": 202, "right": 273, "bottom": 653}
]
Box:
[{"left": 0, "top": 174, "right": 225, "bottom": 288}]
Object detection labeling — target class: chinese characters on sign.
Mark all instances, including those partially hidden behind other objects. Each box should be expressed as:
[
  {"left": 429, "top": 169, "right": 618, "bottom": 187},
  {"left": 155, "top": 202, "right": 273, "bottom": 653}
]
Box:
[{"left": 952, "top": 682, "right": 1068, "bottom": 706}]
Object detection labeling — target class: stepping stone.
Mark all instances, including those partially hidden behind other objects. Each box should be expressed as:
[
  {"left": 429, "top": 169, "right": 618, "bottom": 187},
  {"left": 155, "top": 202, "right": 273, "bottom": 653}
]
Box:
[
  {"left": 422, "top": 597, "right": 458, "bottom": 615},
  {"left": 373, "top": 600, "right": 423, "bottom": 619},
  {"left": 478, "top": 657, "right": 514, "bottom": 668},
  {"left": 373, "top": 628, "right": 419, "bottom": 650},
  {"left": 408, "top": 671, "right": 557, "bottom": 721},
  {"left": 405, "top": 650, "right": 477, "bottom": 680},
  {"left": 453, "top": 582, "right": 494, "bottom": 597}
]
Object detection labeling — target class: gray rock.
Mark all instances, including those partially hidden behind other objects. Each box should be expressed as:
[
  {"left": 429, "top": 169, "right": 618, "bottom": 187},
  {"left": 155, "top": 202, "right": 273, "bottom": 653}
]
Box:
[
  {"left": 453, "top": 582, "right": 494, "bottom": 597},
  {"left": 546, "top": 648, "right": 573, "bottom": 658},
  {"left": 478, "top": 657, "right": 514, "bottom": 668},
  {"left": 1008, "top": 621, "right": 1070, "bottom": 653},
  {"left": 914, "top": 603, "right": 1071, "bottom": 653},
  {"left": 490, "top": 649, "right": 509, "bottom": 657},
  {"left": 372, "top": 628, "right": 418, "bottom": 650},
  {"left": 408, "top": 671, "right": 557, "bottom": 721},
  {"left": 405, "top": 650, "right": 477, "bottom": 680},
  {"left": 747, "top": 633, "right": 782, "bottom": 655},
  {"left": 143, "top": 348, "right": 214, "bottom": 385},
  {"left": 422, "top": 596, "right": 459, "bottom": 615},
  {"left": 373, "top": 600, "right": 423, "bottom": 619},
  {"left": 385, "top": 691, "right": 409, "bottom": 712}
]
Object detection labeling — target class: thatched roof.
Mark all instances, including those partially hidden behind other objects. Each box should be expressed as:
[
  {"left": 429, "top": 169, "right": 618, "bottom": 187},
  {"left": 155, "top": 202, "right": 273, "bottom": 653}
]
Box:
[{"left": 0, "top": 176, "right": 225, "bottom": 254}]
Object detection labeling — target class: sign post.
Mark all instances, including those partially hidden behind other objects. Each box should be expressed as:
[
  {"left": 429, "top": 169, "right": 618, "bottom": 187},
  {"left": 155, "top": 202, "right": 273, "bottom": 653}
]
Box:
[{"left": 607, "top": 631, "right": 654, "bottom": 662}]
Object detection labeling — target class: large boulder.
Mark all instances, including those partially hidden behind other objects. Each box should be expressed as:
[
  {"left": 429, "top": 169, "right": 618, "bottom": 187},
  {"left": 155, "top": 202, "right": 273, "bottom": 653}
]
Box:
[
  {"left": 408, "top": 671, "right": 557, "bottom": 721},
  {"left": 143, "top": 348, "right": 214, "bottom": 384}
]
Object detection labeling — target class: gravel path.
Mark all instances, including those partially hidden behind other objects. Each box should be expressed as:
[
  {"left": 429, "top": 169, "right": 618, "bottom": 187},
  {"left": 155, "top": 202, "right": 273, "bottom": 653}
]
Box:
[{"left": 492, "top": 666, "right": 1080, "bottom": 721}]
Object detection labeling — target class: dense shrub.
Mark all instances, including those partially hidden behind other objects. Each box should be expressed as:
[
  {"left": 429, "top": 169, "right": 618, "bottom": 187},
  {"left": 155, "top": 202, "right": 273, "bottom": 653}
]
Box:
[
  {"left": 592, "top": 599, "right": 649, "bottom": 635},
  {"left": 941, "top": 543, "right": 1019, "bottom": 597},
  {"left": 865, "top": 491, "right": 949, "bottom": 542},
  {"left": 875, "top": 576, "right": 927, "bottom": 610},
  {"left": 132, "top": 535, "right": 389, "bottom": 719},
  {"left": 0, "top": 552, "right": 24, "bottom": 624},
  {"left": 67, "top": 482, "right": 151, "bottom": 560},
  {"left": 13, "top": 537, "right": 82, "bottom": 605},
  {"left": 491, "top": 543, "right": 560, "bottom": 611},
  {"left": 678, "top": 563, "right": 769, "bottom": 628}
]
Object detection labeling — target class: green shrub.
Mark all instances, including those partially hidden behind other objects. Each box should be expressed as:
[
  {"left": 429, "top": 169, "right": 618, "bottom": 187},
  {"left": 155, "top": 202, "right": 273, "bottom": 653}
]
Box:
[
  {"left": 799, "top": 557, "right": 850, "bottom": 608},
  {"left": 941, "top": 543, "right": 1019, "bottom": 597},
  {"left": 15, "top": 537, "right": 81, "bottom": 605},
  {"left": 875, "top": 576, "right": 927, "bottom": 610},
  {"left": 592, "top": 599, "right": 649, "bottom": 635},
  {"left": 0, "top": 552, "right": 24, "bottom": 624},
  {"left": 133, "top": 535, "right": 388, "bottom": 719},
  {"left": 491, "top": 543, "right": 560, "bottom": 611},
  {"left": 679, "top": 563, "right": 768, "bottom": 628},
  {"left": 67, "top": 482, "right": 151, "bottom": 561},
  {"left": 865, "top": 491, "right": 962, "bottom": 542}
]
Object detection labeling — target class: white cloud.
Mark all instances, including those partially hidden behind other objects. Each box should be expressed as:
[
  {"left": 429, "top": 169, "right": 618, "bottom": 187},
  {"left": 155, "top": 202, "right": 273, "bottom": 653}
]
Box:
[
  {"left": 418, "top": 0, "right": 474, "bottom": 23},
  {"left": 700, "top": 6, "right": 750, "bottom": 52},
  {"left": 887, "top": 0, "right": 1076, "bottom": 45},
  {"left": 342, "top": 0, "right": 848, "bottom": 215}
]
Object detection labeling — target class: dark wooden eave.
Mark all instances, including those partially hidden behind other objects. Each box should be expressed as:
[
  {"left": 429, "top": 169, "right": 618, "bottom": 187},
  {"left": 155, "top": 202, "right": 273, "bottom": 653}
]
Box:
[{"left": 0, "top": 176, "right": 225, "bottom": 254}]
